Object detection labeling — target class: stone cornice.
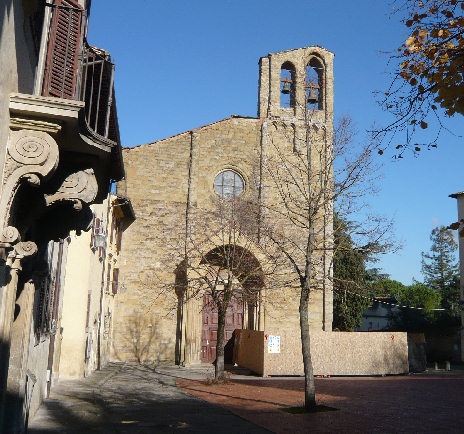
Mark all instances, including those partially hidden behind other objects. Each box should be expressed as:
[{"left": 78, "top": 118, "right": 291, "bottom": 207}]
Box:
[
  {"left": 9, "top": 93, "right": 84, "bottom": 121},
  {"left": 9, "top": 117, "right": 62, "bottom": 134}
]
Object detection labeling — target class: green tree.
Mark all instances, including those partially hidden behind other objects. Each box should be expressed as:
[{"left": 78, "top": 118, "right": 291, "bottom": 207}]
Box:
[
  {"left": 333, "top": 215, "right": 370, "bottom": 331},
  {"left": 399, "top": 282, "right": 442, "bottom": 311},
  {"left": 440, "top": 274, "right": 461, "bottom": 317},
  {"left": 389, "top": 282, "right": 442, "bottom": 331},
  {"left": 370, "top": 278, "right": 407, "bottom": 298},
  {"left": 421, "top": 225, "right": 458, "bottom": 295}
]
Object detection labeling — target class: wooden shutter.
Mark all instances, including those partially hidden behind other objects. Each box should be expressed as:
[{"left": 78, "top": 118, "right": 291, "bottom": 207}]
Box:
[
  {"left": 112, "top": 268, "right": 119, "bottom": 295},
  {"left": 92, "top": 217, "right": 100, "bottom": 249},
  {"left": 42, "top": 0, "right": 83, "bottom": 99},
  {"left": 109, "top": 214, "right": 115, "bottom": 245},
  {"left": 85, "top": 291, "right": 91, "bottom": 328},
  {"left": 106, "top": 264, "right": 111, "bottom": 293},
  {"left": 90, "top": 213, "right": 96, "bottom": 247},
  {"left": 115, "top": 220, "right": 122, "bottom": 253}
]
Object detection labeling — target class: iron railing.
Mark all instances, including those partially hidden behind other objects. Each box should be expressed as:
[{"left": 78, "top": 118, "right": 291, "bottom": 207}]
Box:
[
  {"left": 42, "top": 1, "right": 120, "bottom": 144},
  {"left": 79, "top": 44, "right": 119, "bottom": 143}
]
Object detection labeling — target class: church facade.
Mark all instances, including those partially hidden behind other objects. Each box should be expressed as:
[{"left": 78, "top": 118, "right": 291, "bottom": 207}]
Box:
[{"left": 113, "top": 46, "right": 335, "bottom": 365}]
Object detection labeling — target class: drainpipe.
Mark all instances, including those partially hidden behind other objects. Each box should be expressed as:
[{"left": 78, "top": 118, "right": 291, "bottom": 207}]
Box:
[{"left": 180, "top": 131, "right": 195, "bottom": 366}]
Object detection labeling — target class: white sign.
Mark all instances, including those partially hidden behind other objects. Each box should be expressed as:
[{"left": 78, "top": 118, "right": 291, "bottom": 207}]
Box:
[{"left": 268, "top": 335, "right": 280, "bottom": 353}]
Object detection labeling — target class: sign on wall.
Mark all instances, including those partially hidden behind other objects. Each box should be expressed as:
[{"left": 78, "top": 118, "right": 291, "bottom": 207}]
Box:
[{"left": 268, "top": 335, "right": 280, "bottom": 353}]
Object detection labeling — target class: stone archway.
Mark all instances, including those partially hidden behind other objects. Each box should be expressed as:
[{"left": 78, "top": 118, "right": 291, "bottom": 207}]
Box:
[{"left": 177, "top": 244, "right": 265, "bottom": 366}]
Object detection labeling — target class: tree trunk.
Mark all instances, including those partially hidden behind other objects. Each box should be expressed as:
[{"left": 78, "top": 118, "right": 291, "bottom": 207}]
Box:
[
  {"left": 215, "top": 305, "right": 226, "bottom": 379},
  {"left": 299, "top": 282, "right": 316, "bottom": 410}
]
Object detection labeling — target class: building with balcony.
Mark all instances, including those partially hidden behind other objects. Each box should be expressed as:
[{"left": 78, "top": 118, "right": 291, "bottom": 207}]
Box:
[{"left": 0, "top": 0, "right": 125, "bottom": 430}]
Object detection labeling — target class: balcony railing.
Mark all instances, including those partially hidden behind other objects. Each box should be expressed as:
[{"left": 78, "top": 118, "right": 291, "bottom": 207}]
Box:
[
  {"left": 79, "top": 45, "right": 119, "bottom": 143},
  {"left": 41, "top": 0, "right": 119, "bottom": 145}
]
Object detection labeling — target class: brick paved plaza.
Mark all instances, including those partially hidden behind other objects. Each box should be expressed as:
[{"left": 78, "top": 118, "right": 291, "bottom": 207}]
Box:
[{"left": 28, "top": 363, "right": 464, "bottom": 433}]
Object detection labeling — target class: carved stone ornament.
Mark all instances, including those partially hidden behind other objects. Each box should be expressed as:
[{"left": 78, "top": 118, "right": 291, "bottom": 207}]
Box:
[
  {"left": 0, "top": 226, "right": 21, "bottom": 261},
  {"left": 13, "top": 241, "right": 38, "bottom": 257},
  {"left": 0, "top": 129, "right": 59, "bottom": 228},
  {"left": 4, "top": 240, "right": 38, "bottom": 268},
  {"left": 45, "top": 168, "right": 98, "bottom": 210},
  {"left": 0, "top": 226, "right": 20, "bottom": 245}
]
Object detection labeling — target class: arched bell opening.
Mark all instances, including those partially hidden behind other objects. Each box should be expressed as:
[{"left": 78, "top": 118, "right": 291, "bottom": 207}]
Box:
[
  {"left": 306, "top": 57, "right": 324, "bottom": 110},
  {"left": 280, "top": 61, "right": 296, "bottom": 108}
]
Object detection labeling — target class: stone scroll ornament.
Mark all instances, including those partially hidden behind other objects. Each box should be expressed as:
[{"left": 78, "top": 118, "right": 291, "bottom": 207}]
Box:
[
  {"left": 0, "top": 129, "right": 59, "bottom": 231},
  {"left": 45, "top": 168, "right": 98, "bottom": 210},
  {"left": 13, "top": 241, "right": 38, "bottom": 258}
]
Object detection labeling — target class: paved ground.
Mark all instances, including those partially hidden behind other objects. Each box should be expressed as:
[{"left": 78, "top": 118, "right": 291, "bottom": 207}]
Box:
[
  {"left": 29, "top": 363, "right": 464, "bottom": 433},
  {"left": 28, "top": 363, "right": 269, "bottom": 433},
  {"left": 178, "top": 374, "right": 464, "bottom": 434}
]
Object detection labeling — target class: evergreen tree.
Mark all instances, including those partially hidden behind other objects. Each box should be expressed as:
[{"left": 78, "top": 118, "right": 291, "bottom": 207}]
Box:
[
  {"left": 440, "top": 275, "right": 461, "bottom": 319},
  {"left": 421, "top": 226, "right": 459, "bottom": 303},
  {"left": 333, "top": 215, "right": 370, "bottom": 331}
]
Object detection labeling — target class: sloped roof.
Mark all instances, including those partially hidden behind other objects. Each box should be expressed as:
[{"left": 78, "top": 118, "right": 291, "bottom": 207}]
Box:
[{"left": 124, "top": 115, "right": 258, "bottom": 150}]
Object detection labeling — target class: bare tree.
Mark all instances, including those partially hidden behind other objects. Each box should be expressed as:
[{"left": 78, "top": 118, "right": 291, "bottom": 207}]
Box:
[
  {"left": 259, "top": 113, "right": 393, "bottom": 409},
  {"left": 174, "top": 197, "right": 283, "bottom": 380}
]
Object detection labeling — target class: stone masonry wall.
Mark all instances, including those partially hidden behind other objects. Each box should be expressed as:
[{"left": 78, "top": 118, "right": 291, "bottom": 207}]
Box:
[{"left": 113, "top": 46, "right": 335, "bottom": 364}]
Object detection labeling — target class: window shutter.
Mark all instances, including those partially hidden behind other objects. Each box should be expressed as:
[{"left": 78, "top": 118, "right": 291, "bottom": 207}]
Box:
[
  {"left": 112, "top": 268, "right": 119, "bottom": 295},
  {"left": 85, "top": 292, "right": 91, "bottom": 328},
  {"left": 109, "top": 214, "right": 115, "bottom": 245},
  {"left": 42, "top": 0, "right": 83, "bottom": 99},
  {"left": 90, "top": 213, "right": 96, "bottom": 248},
  {"left": 115, "top": 220, "right": 122, "bottom": 253},
  {"left": 106, "top": 264, "right": 111, "bottom": 293}
]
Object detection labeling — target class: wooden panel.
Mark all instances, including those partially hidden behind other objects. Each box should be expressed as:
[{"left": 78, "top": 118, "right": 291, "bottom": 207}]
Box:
[{"left": 200, "top": 294, "right": 243, "bottom": 363}]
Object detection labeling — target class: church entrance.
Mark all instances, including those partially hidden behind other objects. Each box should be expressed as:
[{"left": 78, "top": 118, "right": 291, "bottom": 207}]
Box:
[{"left": 200, "top": 294, "right": 243, "bottom": 363}]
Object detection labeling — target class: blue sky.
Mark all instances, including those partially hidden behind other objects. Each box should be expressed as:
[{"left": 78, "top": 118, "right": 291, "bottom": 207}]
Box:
[{"left": 88, "top": 0, "right": 463, "bottom": 285}]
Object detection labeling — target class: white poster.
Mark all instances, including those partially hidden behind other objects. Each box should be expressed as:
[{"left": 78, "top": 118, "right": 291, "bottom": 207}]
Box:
[{"left": 268, "top": 335, "right": 280, "bottom": 353}]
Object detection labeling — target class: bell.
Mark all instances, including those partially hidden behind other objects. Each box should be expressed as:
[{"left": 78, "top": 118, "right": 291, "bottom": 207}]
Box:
[
  {"left": 307, "top": 88, "right": 318, "bottom": 104},
  {"left": 281, "top": 81, "right": 291, "bottom": 94}
]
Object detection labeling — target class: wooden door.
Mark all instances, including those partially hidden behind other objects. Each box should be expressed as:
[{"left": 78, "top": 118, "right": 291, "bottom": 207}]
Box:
[{"left": 201, "top": 295, "right": 243, "bottom": 363}]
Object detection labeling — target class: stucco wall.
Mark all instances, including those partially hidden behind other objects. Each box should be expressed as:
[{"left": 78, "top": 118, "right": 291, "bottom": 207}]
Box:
[
  {"left": 59, "top": 198, "right": 121, "bottom": 378},
  {"left": 59, "top": 230, "right": 92, "bottom": 378},
  {"left": 236, "top": 329, "right": 409, "bottom": 376}
]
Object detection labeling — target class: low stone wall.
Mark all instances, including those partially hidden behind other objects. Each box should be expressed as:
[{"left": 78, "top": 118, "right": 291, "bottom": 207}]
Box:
[{"left": 235, "top": 329, "right": 410, "bottom": 376}]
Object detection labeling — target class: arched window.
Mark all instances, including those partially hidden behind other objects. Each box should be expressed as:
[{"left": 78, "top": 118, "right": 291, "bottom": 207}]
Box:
[
  {"left": 214, "top": 170, "right": 244, "bottom": 199},
  {"left": 306, "top": 57, "right": 324, "bottom": 110},
  {"left": 280, "top": 61, "right": 296, "bottom": 108}
]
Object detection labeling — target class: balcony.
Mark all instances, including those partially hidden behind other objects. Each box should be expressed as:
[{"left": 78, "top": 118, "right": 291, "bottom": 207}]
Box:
[{"left": 40, "top": 0, "right": 120, "bottom": 151}]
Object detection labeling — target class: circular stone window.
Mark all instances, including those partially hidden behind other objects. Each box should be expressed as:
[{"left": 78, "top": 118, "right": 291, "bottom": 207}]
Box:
[{"left": 213, "top": 170, "right": 244, "bottom": 199}]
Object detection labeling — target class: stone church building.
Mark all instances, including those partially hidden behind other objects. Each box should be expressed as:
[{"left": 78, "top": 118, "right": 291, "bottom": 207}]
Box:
[{"left": 113, "top": 46, "right": 336, "bottom": 366}]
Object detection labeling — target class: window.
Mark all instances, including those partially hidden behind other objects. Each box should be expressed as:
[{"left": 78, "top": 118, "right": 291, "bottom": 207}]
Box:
[
  {"left": 214, "top": 170, "right": 244, "bottom": 199},
  {"left": 280, "top": 61, "right": 296, "bottom": 108},
  {"left": 112, "top": 268, "right": 119, "bottom": 295},
  {"left": 42, "top": 0, "right": 84, "bottom": 99}
]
